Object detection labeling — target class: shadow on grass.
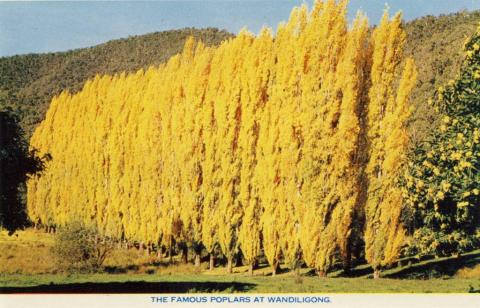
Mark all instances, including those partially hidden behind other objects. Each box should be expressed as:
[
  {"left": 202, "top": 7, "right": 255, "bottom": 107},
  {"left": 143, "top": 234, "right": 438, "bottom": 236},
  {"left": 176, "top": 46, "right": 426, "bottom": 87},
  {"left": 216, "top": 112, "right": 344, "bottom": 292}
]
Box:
[
  {"left": 469, "top": 285, "right": 480, "bottom": 293},
  {"left": 332, "top": 250, "right": 480, "bottom": 279},
  {"left": 334, "top": 265, "right": 372, "bottom": 278},
  {"left": 385, "top": 251, "right": 480, "bottom": 279},
  {"left": 0, "top": 281, "right": 256, "bottom": 294}
]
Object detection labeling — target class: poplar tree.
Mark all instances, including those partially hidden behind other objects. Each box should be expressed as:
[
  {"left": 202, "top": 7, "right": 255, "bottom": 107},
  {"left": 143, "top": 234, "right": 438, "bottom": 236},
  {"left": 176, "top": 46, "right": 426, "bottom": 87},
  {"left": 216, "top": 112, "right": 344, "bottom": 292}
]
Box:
[
  {"left": 237, "top": 28, "right": 274, "bottom": 275},
  {"left": 201, "top": 42, "right": 229, "bottom": 270},
  {"left": 298, "top": 0, "right": 349, "bottom": 277},
  {"left": 364, "top": 11, "right": 417, "bottom": 278},
  {"left": 329, "top": 13, "right": 369, "bottom": 272},
  {"left": 276, "top": 5, "right": 307, "bottom": 273},
  {"left": 215, "top": 32, "right": 254, "bottom": 273}
]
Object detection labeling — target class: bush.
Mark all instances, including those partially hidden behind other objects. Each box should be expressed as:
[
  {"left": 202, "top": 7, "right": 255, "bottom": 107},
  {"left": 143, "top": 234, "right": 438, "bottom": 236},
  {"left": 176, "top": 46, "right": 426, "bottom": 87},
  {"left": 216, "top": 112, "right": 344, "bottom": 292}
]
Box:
[{"left": 52, "top": 222, "right": 114, "bottom": 272}]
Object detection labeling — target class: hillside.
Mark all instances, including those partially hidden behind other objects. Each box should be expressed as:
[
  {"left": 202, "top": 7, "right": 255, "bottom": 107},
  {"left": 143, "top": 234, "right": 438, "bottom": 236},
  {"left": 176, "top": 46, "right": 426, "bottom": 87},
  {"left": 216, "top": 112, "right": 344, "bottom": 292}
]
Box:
[
  {"left": 0, "top": 11, "right": 479, "bottom": 141},
  {"left": 0, "top": 28, "right": 233, "bottom": 137},
  {"left": 404, "top": 10, "right": 480, "bottom": 145}
]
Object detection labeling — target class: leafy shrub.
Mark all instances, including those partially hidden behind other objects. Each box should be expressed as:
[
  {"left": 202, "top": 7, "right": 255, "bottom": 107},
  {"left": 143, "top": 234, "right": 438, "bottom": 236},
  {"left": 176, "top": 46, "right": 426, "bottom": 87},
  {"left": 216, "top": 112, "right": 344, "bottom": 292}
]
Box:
[
  {"left": 52, "top": 222, "right": 114, "bottom": 272},
  {"left": 404, "top": 228, "right": 479, "bottom": 257}
]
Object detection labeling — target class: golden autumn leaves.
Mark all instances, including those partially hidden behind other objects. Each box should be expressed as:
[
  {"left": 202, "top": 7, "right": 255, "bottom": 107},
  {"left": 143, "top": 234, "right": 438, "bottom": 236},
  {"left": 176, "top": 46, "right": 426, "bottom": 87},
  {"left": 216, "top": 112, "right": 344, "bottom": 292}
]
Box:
[{"left": 27, "top": 0, "right": 416, "bottom": 276}]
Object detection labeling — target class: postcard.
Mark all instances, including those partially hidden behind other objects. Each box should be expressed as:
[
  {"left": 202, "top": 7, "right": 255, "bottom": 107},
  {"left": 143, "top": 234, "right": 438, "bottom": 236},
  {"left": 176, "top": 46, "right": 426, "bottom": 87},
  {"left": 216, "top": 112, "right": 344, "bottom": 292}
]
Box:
[{"left": 1, "top": 1, "right": 480, "bottom": 307}]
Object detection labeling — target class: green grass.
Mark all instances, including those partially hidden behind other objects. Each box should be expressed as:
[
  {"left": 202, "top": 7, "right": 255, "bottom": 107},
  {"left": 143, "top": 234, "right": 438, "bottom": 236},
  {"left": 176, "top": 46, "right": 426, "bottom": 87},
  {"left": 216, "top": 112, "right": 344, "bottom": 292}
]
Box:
[
  {"left": 1, "top": 229, "right": 480, "bottom": 293},
  {"left": 1, "top": 273, "right": 479, "bottom": 293}
]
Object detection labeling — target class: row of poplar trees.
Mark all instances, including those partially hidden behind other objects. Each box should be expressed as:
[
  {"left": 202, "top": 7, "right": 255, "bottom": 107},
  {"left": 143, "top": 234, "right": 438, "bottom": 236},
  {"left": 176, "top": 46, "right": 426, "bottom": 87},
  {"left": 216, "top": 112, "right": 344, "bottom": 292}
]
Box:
[{"left": 27, "top": 0, "right": 417, "bottom": 278}]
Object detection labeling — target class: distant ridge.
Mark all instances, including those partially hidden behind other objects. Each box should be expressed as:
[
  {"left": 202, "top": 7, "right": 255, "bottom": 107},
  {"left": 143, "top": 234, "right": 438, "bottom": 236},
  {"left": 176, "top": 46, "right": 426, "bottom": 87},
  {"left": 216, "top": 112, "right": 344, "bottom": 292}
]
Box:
[{"left": 0, "top": 28, "right": 233, "bottom": 137}]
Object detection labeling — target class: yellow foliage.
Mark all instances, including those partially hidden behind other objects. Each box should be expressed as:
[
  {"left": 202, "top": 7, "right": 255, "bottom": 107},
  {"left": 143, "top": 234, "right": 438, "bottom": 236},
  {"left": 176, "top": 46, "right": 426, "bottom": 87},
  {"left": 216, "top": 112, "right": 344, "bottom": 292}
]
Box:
[
  {"left": 364, "top": 11, "right": 417, "bottom": 270},
  {"left": 28, "top": 0, "right": 415, "bottom": 274}
]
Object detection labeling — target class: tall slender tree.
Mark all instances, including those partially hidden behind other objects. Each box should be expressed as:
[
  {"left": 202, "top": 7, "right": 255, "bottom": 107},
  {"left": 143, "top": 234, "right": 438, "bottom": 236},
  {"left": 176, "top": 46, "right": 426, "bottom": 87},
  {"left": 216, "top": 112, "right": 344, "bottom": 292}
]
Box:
[{"left": 364, "top": 11, "right": 417, "bottom": 278}]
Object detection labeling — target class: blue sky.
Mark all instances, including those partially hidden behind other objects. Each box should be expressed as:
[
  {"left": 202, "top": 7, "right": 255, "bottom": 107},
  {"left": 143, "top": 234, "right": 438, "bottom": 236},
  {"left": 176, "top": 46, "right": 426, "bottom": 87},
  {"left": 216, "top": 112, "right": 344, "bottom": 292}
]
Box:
[{"left": 1, "top": 0, "right": 479, "bottom": 57}]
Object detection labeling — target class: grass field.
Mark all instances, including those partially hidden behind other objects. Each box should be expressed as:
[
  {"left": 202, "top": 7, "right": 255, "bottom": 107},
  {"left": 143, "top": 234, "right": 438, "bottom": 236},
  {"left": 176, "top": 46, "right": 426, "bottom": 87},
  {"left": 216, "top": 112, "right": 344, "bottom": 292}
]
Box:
[
  {"left": 2, "top": 273, "right": 480, "bottom": 293},
  {"left": 1, "top": 229, "right": 480, "bottom": 293}
]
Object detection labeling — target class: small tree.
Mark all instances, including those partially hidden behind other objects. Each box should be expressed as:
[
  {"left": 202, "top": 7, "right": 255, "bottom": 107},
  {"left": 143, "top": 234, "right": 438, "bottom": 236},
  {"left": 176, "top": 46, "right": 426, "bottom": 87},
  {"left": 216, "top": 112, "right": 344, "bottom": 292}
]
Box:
[
  {"left": 52, "top": 222, "right": 114, "bottom": 272},
  {"left": 403, "top": 27, "right": 480, "bottom": 257}
]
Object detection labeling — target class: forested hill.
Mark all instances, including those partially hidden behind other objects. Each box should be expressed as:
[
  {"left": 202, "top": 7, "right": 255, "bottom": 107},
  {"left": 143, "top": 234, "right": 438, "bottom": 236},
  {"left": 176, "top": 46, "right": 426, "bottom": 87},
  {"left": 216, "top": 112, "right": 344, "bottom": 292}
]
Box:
[
  {"left": 1, "top": 10, "right": 480, "bottom": 140},
  {"left": 405, "top": 10, "right": 480, "bottom": 145},
  {"left": 0, "top": 28, "right": 233, "bottom": 137}
]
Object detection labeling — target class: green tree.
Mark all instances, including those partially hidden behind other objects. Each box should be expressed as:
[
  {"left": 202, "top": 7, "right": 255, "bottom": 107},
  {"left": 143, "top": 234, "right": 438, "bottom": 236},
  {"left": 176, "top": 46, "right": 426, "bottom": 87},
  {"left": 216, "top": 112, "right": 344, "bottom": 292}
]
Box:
[
  {"left": 403, "top": 27, "right": 480, "bottom": 257},
  {"left": 0, "top": 109, "right": 44, "bottom": 234}
]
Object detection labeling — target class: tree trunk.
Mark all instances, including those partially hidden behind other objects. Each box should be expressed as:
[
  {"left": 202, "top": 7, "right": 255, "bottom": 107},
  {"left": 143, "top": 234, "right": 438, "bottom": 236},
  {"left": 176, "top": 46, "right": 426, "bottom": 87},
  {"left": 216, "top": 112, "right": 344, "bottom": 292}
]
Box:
[
  {"left": 157, "top": 249, "right": 163, "bottom": 260},
  {"left": 209, "top": 254, "right": 215, "bottom": 271},
  {"left": 373, "top": 268, "right": 381, "bottom": 279},
  {"left": 248, "top": 263, "right": 254, "bottom": 276},
  {"left": 343, "top": 248, "right": 351, "bottom": 275},
  {"left": 235, "top": 253, "right": 243, "bottom": 267},
  {"left": 227, "top": 256, "right": 233, "bottom": 274},
  {"left": 295, "top": 266, "right": 301, "bottom": 277},
  {"left": 182, "top": 246, "right": 188, "bottom": 264},
  {"left": 194, "top": 252, "right": 201, "bottom": 267},
  {"left": 272, "top": 261, "right": 279, "bottom": 276},
  {"left": 317, "top": 270, "right": 327, "bottom": 278},
  {"left": 169, "top": 245, "right": 173, "bottom": 264}
]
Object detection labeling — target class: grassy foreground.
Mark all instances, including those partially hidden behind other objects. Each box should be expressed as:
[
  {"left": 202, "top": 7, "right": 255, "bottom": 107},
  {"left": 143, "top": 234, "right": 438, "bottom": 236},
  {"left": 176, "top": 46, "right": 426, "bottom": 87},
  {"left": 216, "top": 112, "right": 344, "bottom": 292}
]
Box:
[
  {"left": 1, "top": 273, "right": 480, "bottom": 293},
  {"left": 1, "top": 230, "right": 480, "bottom": 293}
]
